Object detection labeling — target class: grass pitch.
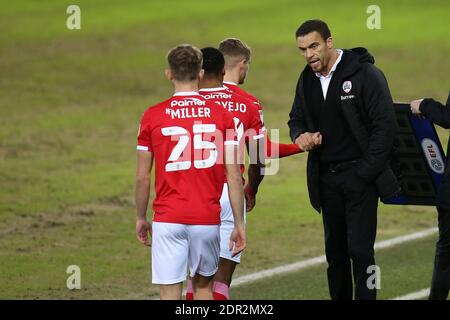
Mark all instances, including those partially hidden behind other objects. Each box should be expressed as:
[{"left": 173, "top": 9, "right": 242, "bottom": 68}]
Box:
[{"left": 0, "top": 0, "right": 449, "bottom": 299}]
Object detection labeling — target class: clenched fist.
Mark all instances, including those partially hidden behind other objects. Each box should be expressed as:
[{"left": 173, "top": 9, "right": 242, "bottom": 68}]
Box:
[
  {"left": 295, "top": 132, "right": 322, "bottom": 151},
  {"left": 410, "top": 99, "right": 424, "bottom": 115}
]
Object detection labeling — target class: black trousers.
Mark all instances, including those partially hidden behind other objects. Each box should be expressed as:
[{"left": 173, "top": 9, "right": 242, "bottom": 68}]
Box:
[
  {"left": 429, "top": 206, "right": 450, "bottom": 300},
  {"left": 319, "top": 165, "right": 378, "bottom": 300}
]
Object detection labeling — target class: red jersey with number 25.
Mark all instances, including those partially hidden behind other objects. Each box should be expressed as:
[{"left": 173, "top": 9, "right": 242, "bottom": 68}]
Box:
[{"left": 137, "top": 92, "right": 237, "bottom": 225}]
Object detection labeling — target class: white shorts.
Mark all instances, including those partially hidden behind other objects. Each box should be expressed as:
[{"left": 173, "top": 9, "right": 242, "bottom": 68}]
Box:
[
  {"left": 219, "top": 183, "right": 246, "bottom": 264},
  {"left": 151, "top": 221, "right": 220, "bottom": 285}
]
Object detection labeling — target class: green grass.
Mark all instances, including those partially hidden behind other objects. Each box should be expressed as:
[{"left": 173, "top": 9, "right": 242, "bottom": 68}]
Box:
[
  {"left": 0, "top": 0, "right": 448, "bottom": 299},
  {"left": 232, "top": 234, "right": 437, "bottom": 300}
]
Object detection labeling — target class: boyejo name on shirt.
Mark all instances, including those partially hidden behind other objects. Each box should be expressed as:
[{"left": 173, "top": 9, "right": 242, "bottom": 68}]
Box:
[{"left": 214, "top": 100, "right": 247, "bottom": 113}]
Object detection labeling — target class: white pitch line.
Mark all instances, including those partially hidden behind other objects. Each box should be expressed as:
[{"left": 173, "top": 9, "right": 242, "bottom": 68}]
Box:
[
  {"left": 373, "top": 228, "right": 437, "bottom": 250},
  {"left": 232, "top": 255, "right": 326, "bottom": 286},
  {"left": 392, "top": 288, "right": 430, "bottom": 300},
  {"left": 231, "top": 227, "right": 438, "bottom": 288}
]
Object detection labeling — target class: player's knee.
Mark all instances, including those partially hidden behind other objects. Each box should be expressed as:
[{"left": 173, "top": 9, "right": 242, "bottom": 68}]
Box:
[
  {"left": 214, "top": 258, "right": 237, "bottom": 284},
  {"left": 192, "top": 274, "right": 214, "bottom": 289},
  {"left": 159, "top": 283, "right": 182, "bottom": 300}
]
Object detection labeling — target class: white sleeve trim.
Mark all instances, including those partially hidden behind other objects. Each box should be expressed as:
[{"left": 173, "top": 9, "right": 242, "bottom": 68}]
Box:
[
  {"left": 137, "top": 145, "right": 149, "bottom": 151},
  {"left": 224, "top": 141, "right": 239, "bottom": 146},
  {"left": 253, "top": 134, "right": 265, "bottom": 140}
]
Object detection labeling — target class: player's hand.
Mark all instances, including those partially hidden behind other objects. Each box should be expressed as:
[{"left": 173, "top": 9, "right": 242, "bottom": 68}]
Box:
[
  {"left": 295, "top": 132, "right": 322, "bottom": 151},
  {"left": 410, "top": 99, "right": 424, "bottom": 115},
  {"left": 229, "top": 225, "right": 246, "bottom": 257},
  {"left": 136, "top": 218, "right": 152, "bottom": 246},
  {"left": 244, "top": 186, "right": 256, "bottom": 212}
]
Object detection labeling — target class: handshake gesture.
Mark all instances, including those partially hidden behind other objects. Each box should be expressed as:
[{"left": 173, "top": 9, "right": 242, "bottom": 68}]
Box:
[{"left": 295, "top": 132, "right": 322, "bottom": 151}]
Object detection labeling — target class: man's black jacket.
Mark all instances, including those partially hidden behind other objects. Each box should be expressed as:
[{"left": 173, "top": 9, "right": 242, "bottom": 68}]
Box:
[
  {"left": 420, "top": 93, "right": 450, "bottom": 210},
  {"left": 288, "top": 47, "right": 398, "bottom": 213}
]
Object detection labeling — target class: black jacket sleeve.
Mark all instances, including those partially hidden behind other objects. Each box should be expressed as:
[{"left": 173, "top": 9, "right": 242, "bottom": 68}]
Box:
[
  {"left": 356, "top": 64, "right": 398, "bottom": 182},
  {"left": 419, "top": 96, "right": 450, "bottom": 129},
  {"left": 288, "top": 74, "right": 308, "bottom": 142}
]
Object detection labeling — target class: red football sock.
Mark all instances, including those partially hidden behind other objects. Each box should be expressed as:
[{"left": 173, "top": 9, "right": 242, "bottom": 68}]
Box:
[
  {"left": 213, "top": 281, "right": 229, "bottom": 300},
  {"left": 185, "top": 280, "right": 194, "bottom": 300}
]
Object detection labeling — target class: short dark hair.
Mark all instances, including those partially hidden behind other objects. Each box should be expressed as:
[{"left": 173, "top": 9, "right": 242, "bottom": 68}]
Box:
[
  {"left": 295, "top": 19, "right": 331, "bottom": 41},
  {"left": 167, "top": 44, "right": 203, "bottom": 82},
  {"left": 201, "top": 47, "right": 225, "bottom": 77}
]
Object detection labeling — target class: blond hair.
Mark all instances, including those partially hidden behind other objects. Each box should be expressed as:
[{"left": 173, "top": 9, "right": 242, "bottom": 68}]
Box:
[{"left": 218, "top": 38, "right": 251, "bottom": 68}]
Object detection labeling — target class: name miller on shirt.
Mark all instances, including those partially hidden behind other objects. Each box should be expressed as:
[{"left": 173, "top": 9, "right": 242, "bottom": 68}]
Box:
[{"left": 166, "top": 107, "right": 211, "bottom": 119}]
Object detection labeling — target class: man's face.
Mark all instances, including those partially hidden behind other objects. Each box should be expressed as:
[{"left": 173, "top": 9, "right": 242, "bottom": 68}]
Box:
[
  {"left": 238, "top": 59, "right": 249, "bottom": 84},
  {"left": 296, "top": 31, "right": 333, "bottom": 74}
]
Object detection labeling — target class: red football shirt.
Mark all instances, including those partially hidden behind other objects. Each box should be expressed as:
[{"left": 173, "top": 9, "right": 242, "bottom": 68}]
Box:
[
  {"left": 223, "top": 81, "right": 260, "bottom": 105},
  {"left": 199, "top": 87, "right": 264, "bottom": 180},
  {"left": 224, "top": 81, "right": 302, "bottom": 158},
  {"left": 223, "top": 81, "right": 266, "bottom": 132},
  {"left": 137, "top": 92, "right": 237, "bottom": 225}
]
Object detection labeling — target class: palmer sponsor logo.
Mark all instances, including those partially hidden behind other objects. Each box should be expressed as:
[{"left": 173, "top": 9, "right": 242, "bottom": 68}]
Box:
[
  {"left": 170, "top": 98, "right": 206, "bottom": 107},
  {"left": 202, "top": 92, "right": 232, "bottom": 100},
  {"left": 421, "top": 138, "right": 445, "bottom": 174}
]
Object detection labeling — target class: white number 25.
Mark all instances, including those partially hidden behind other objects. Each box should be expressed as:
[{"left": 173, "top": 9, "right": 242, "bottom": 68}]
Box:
[{"left": 161, "top": 124, "right": 218, "bottom": 172}]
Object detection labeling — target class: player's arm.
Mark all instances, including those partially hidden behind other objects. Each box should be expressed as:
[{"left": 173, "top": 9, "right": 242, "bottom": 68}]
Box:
[
  {"left": 244, "top": 104, "right": 267, "bottom": 211},
  {"left": 224, "top": 143, "right": 246, "bottom": 257},
  {"left": 245, "top": 137, "right": 265, "bottom": 212},
  {"left": 135, "top": 150, "right": 153, "bottom": 246},
  {"left": 265, "top": 134, "right": 303, "bottom": 158}
]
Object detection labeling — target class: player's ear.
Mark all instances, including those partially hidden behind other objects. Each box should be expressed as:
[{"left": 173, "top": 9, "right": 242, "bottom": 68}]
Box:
[
  {"left": 240, "top": 58, "right": 250, "bottom": 71},
  {"left": 165, "top": 69, "right": 172, "bottom": 81},
  {"left": 198, "top": 69, "right": 205, "bottom": 81}
]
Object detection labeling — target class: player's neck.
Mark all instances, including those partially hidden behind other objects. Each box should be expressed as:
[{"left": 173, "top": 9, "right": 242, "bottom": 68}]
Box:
[
  {"left": 172, "top": 81, "right": 199, "bottom": 94},
  {"left": 223, "top": 69, "right": 240, "bottom": 86},
  {"left": 199, "top": 78, "right": 223, "bottom": 89}
]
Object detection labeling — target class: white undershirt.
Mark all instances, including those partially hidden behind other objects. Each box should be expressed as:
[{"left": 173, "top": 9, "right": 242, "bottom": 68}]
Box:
[
  {"left": 223, "top": 81, "right": 237, "bottom": 86},
  {"left": 315, "top": 49, "right": 343, "bottom": 100},
  {"left": 173, "top": 91, "right": 199, "bottom": 96},
  {"left": 198, "top": 86, "right": 226, "bottom": 92}
]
